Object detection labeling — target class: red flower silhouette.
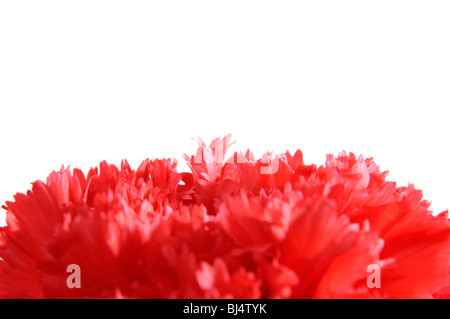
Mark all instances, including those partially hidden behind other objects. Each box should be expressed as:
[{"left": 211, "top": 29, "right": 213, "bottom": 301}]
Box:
[{"left": 0, "top": 135, "right": 449, "bottom": 298}]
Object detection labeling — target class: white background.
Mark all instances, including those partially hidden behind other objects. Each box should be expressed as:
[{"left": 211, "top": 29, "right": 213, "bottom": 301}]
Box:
[{"left": 0, "top": 1, "right": 449, "bottom": 226}]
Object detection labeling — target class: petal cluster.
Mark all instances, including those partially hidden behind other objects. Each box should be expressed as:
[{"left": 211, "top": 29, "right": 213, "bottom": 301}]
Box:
[{"left": 1, "top": 135, "right": 449, "bottom": 298}]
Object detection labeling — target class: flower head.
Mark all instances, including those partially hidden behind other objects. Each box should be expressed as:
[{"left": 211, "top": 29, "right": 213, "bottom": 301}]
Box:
[{"left": 1, "top": 135, "right": 449, "bottom": 298}]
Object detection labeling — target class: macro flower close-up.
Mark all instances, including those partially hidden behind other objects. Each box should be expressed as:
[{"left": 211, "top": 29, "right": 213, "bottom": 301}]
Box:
[{"left": 1, "top": 135, "right": 449, "bottom": 299}]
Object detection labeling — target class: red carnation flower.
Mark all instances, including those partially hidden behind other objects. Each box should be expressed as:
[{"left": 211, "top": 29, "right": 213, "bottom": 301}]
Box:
[{"left": 0, "top": 135, "right": 449, "bottom": 298}]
